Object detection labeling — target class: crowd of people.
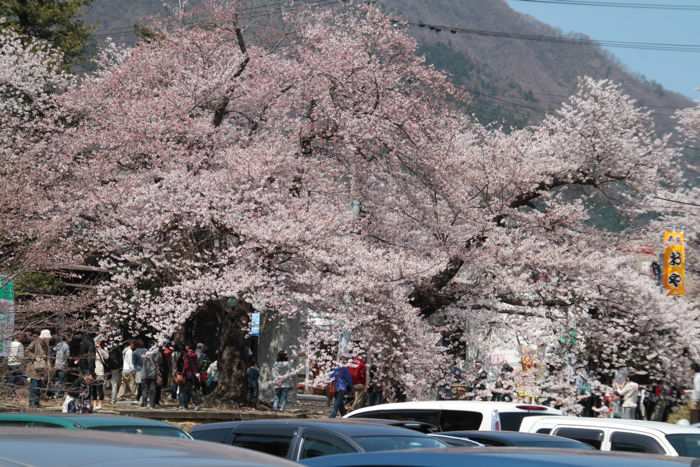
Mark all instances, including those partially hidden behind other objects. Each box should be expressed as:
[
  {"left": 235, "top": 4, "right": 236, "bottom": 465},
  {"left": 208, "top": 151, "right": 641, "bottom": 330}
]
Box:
[
  {"left": 5, "top": 329, "right": 219, "bottom": 412},
  {"left": 433, "top": 359, "right": 684, "bottom": 422},
  {"left": 4, "top": 330, "right": 692, "bottom": 421}
]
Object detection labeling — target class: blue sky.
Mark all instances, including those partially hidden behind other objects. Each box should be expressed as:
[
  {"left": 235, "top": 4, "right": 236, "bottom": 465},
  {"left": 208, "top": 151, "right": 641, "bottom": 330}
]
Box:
[{"left": 506, "top": 0, "right": 700, "bottom": 100}]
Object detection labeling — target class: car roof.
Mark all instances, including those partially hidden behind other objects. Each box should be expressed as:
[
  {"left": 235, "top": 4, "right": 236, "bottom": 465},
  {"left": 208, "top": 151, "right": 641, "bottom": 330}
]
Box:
[
  {"left": 440, "top": 430, "right": 593, "bottom": 447},
  {"left": 300, "top": 447, "right": 696, "bottom": 467},
  {"left": 0, "top": 413, "right": 183, "bottom": 430},
  {"left": 346, "top": 401, "right": 562, "bottom": 416},
  {"left": 0, "top": 427, "right": 299, "bottom": 467},
  {"left": 192, "top": 418, "right": 430, "bottom": 437},
  {"left": 520, "top": 416, "right": 700, "bottom": 435}
]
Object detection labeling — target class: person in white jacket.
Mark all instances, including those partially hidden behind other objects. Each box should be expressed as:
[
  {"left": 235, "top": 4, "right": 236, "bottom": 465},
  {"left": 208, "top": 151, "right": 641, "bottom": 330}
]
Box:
[
  {"left": 117, "top": 340, "right": 137, "bottom": 400},
  {"left": 615, "top": 374, "right": 639, "bottom": 420},
  {"left": 93, "top": 338, "right": 109, "bottom": 410}
]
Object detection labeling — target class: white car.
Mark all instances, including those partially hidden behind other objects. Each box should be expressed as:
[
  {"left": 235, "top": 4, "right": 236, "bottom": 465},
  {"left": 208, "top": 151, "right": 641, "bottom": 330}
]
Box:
[
  {"left": 345, "top": 401, "right": 562, "bottom": 431},
  {"left": 519, "top": 415, "right": 700, "bottom": 457}
]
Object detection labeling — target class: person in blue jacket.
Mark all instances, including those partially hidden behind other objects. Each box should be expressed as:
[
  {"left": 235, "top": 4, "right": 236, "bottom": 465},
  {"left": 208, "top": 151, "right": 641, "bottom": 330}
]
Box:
[{"left": 329, "top": 363, "right": 353, "bottom": 418}]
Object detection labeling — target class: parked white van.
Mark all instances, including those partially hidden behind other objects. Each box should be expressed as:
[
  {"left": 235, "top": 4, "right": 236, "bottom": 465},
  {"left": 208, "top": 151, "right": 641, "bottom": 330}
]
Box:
[
  {"left": 345, "top": 401, "right": 562, "bottom": 431},
  {"left": 520, "top": 416, "right": 700, "bottom": 457}
]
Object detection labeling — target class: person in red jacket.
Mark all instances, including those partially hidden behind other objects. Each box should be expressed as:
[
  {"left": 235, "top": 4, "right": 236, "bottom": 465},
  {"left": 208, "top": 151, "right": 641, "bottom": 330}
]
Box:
[{"left": 348, "top": 355, "right": 367, "bottom": 411}]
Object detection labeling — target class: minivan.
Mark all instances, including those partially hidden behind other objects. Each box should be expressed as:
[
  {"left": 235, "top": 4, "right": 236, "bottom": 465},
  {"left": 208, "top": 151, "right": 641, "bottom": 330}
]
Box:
[
  {"left": 345, "top": 401, "right": 562, "bottom": 431},
  {"left": 520, "top": 415, "right": 700, "bottom": 457}
]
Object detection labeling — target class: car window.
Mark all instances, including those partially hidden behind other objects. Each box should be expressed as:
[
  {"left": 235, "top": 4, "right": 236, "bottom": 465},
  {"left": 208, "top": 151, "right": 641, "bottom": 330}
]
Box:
[
  {"left": 429, "top": 435, "right": 481, "bottom": 447},
  {"left": 299, "top": 436, "right": 353, "bottom": 460},
  {"left": 554, "top": 428, "right": 604, "bottom": 449},
  {"left": 666, "top": 434, "right": 700, "bottom": 457},
  {"left": 536, "top": 428, "right": 552, "bottom": 435},
  {"left": 500, "top": 412, "right": 557, "bottom": 431},
  {"left": 192, "top": 427, "right": 232, "bottom": 444},
  {"left": 440, "top": 410, "right": 483, "bottom": 431},
  {"left": 610, "top": 431, "right": 664, "bottom": 454},
  {"left": 232, "top": 434, "right": 293, "bottom": 458},
  {"left": 358, "top": 410, "right": 441, "bottom": 428},
  {"left": 353, "top": 436, "right": 446, "bottom": 452},
  {"left": 89, "top": 426, "right": 191, "bottom": 439}
]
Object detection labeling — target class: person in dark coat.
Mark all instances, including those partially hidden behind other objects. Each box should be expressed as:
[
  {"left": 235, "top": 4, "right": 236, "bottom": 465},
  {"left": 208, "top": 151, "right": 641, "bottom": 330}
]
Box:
[
  {"left": 78, "top": 333, "right": 96, "bottom": 376},
  {"left": 176, "top": 344, "right": 198, "bottom": 410}
]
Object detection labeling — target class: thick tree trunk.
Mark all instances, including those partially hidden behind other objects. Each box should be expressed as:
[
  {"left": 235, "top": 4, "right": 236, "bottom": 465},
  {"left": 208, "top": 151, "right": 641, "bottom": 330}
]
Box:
[
  {"left": 211, "top": 300, "right": 250, "bottom": 402},
  {"left": 409, "top": 235, "right": 486, "bottom": 318}
]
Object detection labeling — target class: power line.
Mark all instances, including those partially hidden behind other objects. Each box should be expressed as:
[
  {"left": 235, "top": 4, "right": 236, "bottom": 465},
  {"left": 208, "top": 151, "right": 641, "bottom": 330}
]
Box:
[
  {"left": 90, "top": 0, "right": 345, "bottom": 38},
  {"left": 513, "top": 0, "right": 700, "bottom": 11},
  {"left": 405, "top": 21, "right": 700, "bottom": 53}
]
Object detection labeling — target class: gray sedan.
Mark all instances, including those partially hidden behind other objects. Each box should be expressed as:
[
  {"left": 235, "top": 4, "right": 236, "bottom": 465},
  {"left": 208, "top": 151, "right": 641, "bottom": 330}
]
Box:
[{"left": 0, "top": 427, "right": 299, "bottom": 467}]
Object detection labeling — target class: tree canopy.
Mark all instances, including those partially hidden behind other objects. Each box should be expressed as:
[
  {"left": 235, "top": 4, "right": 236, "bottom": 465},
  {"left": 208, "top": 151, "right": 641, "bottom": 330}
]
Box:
[{"left": 0, "top": 0, "right": 93, "bottom": 63}]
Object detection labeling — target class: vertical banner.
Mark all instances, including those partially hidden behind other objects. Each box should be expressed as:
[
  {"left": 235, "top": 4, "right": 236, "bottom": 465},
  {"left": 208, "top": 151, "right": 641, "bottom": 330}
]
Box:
[
  {"left": 662, "top": 230, "right": 686, "bottom": 297},
  {"left": 250, "top": 311, "right": 261, "bottom": 337},
  {"left": 0, "top": 278, "right": 15, "bottom": 357}
]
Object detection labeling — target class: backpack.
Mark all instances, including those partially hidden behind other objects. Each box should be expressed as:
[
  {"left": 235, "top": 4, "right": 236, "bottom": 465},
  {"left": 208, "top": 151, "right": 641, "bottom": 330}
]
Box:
[{"left": 108, "top": 348, "right": 123, "bottom": 371}]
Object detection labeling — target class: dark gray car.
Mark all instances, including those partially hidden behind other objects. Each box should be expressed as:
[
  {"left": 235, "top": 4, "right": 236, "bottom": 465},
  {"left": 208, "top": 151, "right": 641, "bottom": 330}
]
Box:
[
  {"left": 301, "top": 447, "right": 700, "bottom": 467},
  {"left": 436, "top": 430, "right": 595, "bottom": 449},
  {"left": 191, "top": 419, "right": 447, "bottom": 462},
  {"left": 0, "top": 427, "right": 299, "bottom": 467}
]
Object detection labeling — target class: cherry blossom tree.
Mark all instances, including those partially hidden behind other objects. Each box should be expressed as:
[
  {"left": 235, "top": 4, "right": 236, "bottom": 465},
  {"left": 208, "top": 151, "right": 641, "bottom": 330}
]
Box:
[
  {"left": 44, "top": 2, "right": 465, "bottom": 400},
  {"left": 0, "top": 25, "right": 74, "bottom": 283}
]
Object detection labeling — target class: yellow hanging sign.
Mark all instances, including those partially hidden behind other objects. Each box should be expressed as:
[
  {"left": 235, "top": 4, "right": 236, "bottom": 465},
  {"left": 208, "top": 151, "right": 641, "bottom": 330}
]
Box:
[{"left": 662, "top": 230, "right": 686, "bottom": 297}]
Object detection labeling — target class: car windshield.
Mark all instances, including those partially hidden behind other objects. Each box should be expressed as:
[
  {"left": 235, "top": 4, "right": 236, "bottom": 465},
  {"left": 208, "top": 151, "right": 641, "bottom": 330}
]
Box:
[
  {"left": 666, "top": 434, "right": 700, "bottom": 457},
  {"left": 500, "top": 412, "right": 557, "bottom": 431},
  {"left": 89, "top": 426, "right": 191, "bottom": 439},
  {"left": 353, "top": 435, "right": 447, "bottom": 452}
]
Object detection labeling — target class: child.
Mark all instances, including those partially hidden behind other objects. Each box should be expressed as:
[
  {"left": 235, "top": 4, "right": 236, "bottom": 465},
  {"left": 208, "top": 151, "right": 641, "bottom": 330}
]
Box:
[{"left": 63, "top": 374, "right": 93, "bottom": 414}]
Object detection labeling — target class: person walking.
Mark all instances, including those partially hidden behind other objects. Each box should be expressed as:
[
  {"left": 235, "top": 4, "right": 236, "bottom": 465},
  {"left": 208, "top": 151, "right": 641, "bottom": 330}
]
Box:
[
  {"left": 272, "top": 351, "right": 293, "bottom": 412},
  {"left": 615, "top": 372, "right": 640, "bottom": 420},
  {"left": 133, "top": 340, "right": 147, "bottom": 403},
  {"left": 195, "top": 343, "right": 210, "bottom": 397},
  {"left": 108, "top": 343, "right": 123, "bottom": 405},
  {"left": 348, "top": 355, "right": 367, "bottom": 411},
  {"left": 78, "top": 332, "right": 96, "bottom": 376},
  {"left": 329, "top": 362, "right": 352, "bottom": 418},
  {"left": 92, "top": 338, "right": 109, "bottom": 410},
  {"left": 25, "top": 329, "right": 52, "bottom": 408},
  {"left": 8, "top": 332, "right": 25, "bottom": 386},
  {"left": 141, "top": 345, "right": 162, "bottom": 409},
  {"left": 246, "top": 361, "right": 260, "bottom": 407},
  {"left": 52, "top": 335, "right": 70, "bottom": 399},
  {"left": 156, "top": 342, "right": 173, "bottom": 406},
  {"left": 176, "top": 344, "right": 198, "bottom": 410},
  {"left": 206, "top": 360, "right": 219, "bottom": 395},
  {"left": 117, "top": 340, "right": 137, "bottom": 400},
  {"left": 170, "top": 343, "right": 183, "bottom": 401}
]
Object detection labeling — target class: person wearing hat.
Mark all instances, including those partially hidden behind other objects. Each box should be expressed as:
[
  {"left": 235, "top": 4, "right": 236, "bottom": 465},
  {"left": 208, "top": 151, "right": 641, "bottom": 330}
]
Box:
[{"left": 25, "top": 329, "right": 52, "bottom": 408}]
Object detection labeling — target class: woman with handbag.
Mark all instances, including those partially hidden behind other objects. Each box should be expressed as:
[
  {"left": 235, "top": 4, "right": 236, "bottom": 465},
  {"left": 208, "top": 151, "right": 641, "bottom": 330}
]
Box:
[{"left": 25, "top": 329, "right": 52, "bottom": 408}]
